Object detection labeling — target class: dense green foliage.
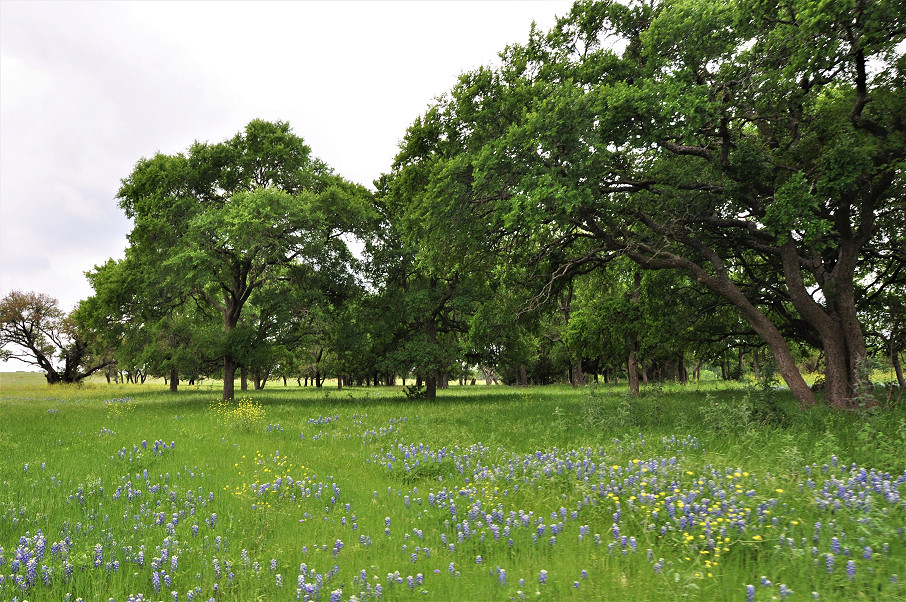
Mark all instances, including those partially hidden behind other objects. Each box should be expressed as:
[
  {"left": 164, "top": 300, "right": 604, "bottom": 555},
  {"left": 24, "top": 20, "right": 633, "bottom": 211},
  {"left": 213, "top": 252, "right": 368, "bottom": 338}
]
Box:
[{"left": 387, "top": 0, "right": 906, "bottom": 408}]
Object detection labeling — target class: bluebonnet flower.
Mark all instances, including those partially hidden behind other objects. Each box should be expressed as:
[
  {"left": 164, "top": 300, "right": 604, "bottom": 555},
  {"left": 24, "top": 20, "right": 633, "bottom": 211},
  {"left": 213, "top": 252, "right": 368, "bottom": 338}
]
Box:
[
  {"left": 26, "top": 557, "right": 38, "bottom": 587},
  {"left": 539, "top": 569, "right": 548, "bottom": 585},
  {"left": 826, "top": 553, "right": 835, "bottom": 573},
  {"left": 846, "top": 560, "right": 855, "bottom": 581},
  {"left": 779, "top": 584, "right": 793, "bottom": 599},
  {"left": 746, "top": 585, "right": 755, "bottom": 602}
]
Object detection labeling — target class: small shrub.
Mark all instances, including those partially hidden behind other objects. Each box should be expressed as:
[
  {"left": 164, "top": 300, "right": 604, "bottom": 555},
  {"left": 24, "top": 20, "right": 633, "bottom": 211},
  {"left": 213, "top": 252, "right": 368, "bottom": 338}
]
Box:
[
  {"left": 403, "top": 384, "right": 427, "bottom": 399},
  {"left": 581, "top": 385, "right": 636, "bottom": 431},
  {"left": 701, "top": 393, "right": 751, "bottom": 433},
  {"left": 748, "top": 361, "right": 789, "bottom": 427}
]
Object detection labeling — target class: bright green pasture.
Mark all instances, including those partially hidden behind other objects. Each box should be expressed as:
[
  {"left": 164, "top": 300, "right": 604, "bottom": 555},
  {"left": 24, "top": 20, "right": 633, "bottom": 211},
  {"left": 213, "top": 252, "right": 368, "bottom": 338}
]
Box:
[{"left": 1, "top": 376, "right": 903, "bottom": 601}]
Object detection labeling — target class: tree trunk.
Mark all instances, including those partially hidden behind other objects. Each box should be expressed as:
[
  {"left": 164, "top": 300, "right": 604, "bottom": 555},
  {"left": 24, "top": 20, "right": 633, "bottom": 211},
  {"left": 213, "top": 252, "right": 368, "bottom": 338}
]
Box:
[
  {"left": 240, "top": 367, "right": 248, "bottom": 392},
  {"left": 627, "top": 350, "right": 639, "bottom": 396},
  {"left": 169, "top": 365, "right": 178, "bottom": 393},
  {"left": 425, "top": 317, "right": 438, "bottom": 399},
  {"left": 223, "top": 356, "right": 237, "bottom": 401},
  {"left": 627, "top": 271, "right": 641, "bottom": 395},
  {"left": 519, "top": 364, "right": 528, "bottom": 387},
  {"left": 678, "top": 352, "right": 687, "bottom": 384},
  {"left": 753, "top": 348, "right": 760, "bottom": 382},
  {"left": 892, "top": 343, "right": 905, "bottom": 389},
  {"left": 780, "top": 238, "right": 866, "bottom": 408}
]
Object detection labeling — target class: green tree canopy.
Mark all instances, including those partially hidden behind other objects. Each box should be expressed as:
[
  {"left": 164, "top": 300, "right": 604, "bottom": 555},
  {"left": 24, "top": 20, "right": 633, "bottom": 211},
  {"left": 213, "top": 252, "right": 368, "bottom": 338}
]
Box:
[
  {"left": 114, "top": 120, "right": 373, "bottom": 400},
  {"left": 391, "top": 0, "right": 905, "bottom": 408}
]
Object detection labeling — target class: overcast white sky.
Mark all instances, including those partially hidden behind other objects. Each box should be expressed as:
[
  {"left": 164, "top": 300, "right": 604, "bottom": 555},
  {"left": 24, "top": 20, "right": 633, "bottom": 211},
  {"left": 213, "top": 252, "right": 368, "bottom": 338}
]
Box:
[{"left": 1, "top": 0, "right": 572, "bottom": 367}]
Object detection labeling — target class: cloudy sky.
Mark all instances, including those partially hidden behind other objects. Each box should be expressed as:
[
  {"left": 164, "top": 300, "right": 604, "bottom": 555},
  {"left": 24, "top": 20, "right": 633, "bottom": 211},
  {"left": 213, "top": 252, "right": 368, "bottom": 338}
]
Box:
[{"left": 0, "top": 0, "right": 571, "bottom": 367}]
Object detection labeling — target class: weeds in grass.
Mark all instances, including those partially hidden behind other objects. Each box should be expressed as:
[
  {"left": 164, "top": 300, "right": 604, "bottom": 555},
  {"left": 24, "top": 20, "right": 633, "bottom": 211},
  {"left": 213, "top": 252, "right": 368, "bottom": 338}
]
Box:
[
  {"left": 701, "top": 392, "right": 752, "bottom": 434},
  {"left": 210, "top": 396, "right": 266, "bottom": 432},
  {"left": 747, "top": 361, "right": 790, "bottom": 427}
]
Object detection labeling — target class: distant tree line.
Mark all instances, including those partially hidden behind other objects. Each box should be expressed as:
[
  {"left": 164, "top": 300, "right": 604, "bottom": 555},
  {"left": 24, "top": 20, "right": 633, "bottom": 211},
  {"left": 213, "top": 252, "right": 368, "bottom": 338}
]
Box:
[{"left": 2, "top": 0, "right": 903, "bottom": 408}]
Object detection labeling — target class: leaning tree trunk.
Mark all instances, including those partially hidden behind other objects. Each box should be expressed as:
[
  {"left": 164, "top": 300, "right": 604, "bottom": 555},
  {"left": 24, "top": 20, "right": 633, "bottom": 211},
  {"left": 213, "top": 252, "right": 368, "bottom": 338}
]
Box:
[
  {"left": 780, "top": 239, "right": 868, "bottom": 408},
  {"left": 627, "top": 246, "right": 816, "bottom": 407}
]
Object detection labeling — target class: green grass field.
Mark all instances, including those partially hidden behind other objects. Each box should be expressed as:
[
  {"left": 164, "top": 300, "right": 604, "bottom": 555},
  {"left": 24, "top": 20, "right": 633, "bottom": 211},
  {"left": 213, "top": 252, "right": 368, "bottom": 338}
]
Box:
[{"left": 1, "top": 373, "right": 903, "bottom": 600}]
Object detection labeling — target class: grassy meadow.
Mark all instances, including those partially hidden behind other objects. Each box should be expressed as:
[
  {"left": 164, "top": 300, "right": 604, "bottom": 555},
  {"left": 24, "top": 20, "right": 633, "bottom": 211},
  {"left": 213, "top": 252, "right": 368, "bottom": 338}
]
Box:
[{"left": 0, "top": 372, "right": 904, "bottom": 601}]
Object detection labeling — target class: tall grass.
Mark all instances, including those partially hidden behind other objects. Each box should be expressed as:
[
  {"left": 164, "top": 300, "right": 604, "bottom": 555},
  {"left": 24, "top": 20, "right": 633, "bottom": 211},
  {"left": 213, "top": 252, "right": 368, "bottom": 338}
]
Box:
[{"left": 0, "top": 375, "right": 903, "bottom": 600}]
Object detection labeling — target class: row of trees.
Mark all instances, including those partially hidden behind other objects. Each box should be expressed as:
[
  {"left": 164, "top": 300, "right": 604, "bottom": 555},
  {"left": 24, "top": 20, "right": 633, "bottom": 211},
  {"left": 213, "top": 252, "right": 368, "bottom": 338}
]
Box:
[{"left": 2, "top": 0, "right": 904, "bottom": 408}]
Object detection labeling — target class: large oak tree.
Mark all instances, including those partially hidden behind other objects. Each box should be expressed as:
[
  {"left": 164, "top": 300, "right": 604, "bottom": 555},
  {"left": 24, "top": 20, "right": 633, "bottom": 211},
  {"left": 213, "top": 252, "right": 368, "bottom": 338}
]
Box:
[
  {"left": 392, "top": 0, "right": 905, "bottom": 408},
  {"left": 116, "top": 120, "right": 372, "bottom": 400},
  {"left": 1, "top": 290, "right": 111, "bottom": 383}
]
